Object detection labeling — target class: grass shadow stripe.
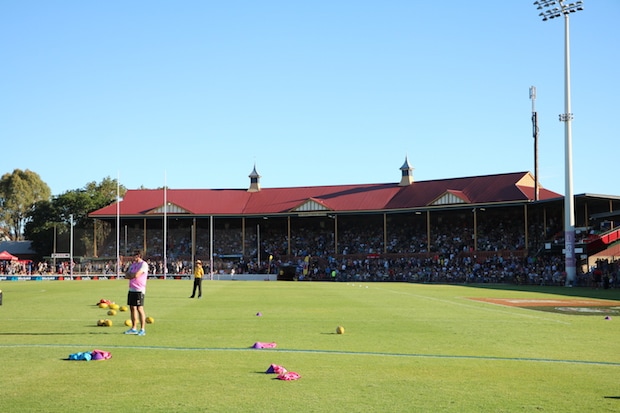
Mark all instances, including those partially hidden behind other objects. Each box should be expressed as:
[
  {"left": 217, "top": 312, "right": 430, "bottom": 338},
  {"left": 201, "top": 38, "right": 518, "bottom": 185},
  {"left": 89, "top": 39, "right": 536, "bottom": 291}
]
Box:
[{"left": 1, "top": 343, "right": 618, "bottom": 367}]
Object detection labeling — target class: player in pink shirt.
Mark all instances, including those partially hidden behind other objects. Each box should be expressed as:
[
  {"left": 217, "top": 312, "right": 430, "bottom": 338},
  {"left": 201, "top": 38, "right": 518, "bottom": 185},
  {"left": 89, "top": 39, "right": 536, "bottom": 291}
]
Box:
[{"left": 124, "top": 250, "right": 149, "bottom": 336}]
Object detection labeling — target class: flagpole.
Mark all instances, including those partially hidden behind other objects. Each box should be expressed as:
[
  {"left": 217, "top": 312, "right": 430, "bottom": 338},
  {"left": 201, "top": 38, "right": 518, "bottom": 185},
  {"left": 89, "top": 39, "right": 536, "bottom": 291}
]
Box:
[
  {"left": 163, "top": 171, "right": 167, "bottom": 280},
  {"left": 116, "top": 172, "right": 120, "bottom": 278}
]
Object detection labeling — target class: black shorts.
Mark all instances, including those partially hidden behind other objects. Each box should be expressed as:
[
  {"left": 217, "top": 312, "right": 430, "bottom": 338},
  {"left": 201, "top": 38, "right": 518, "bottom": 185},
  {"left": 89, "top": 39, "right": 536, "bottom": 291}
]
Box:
[{"left": 127, "top": 291, "right": 145, "bottom": 307}]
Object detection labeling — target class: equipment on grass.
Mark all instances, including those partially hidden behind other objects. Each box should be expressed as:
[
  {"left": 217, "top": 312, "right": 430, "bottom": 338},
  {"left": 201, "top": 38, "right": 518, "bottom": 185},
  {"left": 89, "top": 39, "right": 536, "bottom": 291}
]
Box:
[
  {"left": 146, "top": 316, "right": 154, "bottom": 324},
  {"left": 107, "top": 309, "right": 116, "bottom": 316},
  {"left": 124, "top": 319, "right": 132, "bottom": 327},
  {"left": 336, "top": 326, "right": 345, "bottom": 334}
]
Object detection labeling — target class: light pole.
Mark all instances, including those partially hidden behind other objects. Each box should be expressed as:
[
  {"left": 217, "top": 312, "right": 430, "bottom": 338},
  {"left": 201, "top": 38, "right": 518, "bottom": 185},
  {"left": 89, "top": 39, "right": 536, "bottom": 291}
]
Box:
[
  {"left": 53, "top": 223, "right": 57, "bottom": 273},
  {"left": 530, "top": 86, "right": 539, "bottom": 201},
  {"left": 533, "top": 0, "right": 583, "bottom": 286},
  {"left": 116, "top": 178, "right": 121, "bottom": 278},
  {"left": 69, "top": 214, "right": 74, "bottom": 278},
  {"left": 163, "top": 173, "right": 167, "bottom": 280}
]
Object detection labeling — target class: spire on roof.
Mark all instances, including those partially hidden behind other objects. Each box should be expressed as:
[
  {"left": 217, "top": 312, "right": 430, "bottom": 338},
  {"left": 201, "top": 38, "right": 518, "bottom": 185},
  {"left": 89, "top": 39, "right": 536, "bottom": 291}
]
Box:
[
  {"left": 248, "top": 164, "right": 261, "bottom": 192},
  {"left": 398, "top": 156, "right": 414, "bottom": 186}
]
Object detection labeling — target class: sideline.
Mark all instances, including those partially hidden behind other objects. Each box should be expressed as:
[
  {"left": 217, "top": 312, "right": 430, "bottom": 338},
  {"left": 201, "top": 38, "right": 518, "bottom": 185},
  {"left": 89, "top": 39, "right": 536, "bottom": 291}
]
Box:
[{"left": 0, "top": 343, "right": 618, "bottom": 367}]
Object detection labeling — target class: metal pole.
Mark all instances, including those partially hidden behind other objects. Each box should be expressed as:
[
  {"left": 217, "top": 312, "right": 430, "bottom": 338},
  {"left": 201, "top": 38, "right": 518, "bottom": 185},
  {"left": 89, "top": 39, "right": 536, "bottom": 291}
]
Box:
[
  {"left": 70, "top": 214, "right": 74, "bottom": 279},
  {"left": 562, "top": 10, "right": 576, "bottom": 286},
  {"left": 533, "top": 0, "right": 582, "bottom": 286},
  {"left": 53, "top": 224, "right": 57, "bottom": 273},
  {"left": 210, "top": 215, "right": 214, "bottom": 280},
  {"left": 473, "top": 209, "right": 478, "bottom": 251},
  {"left": 530, "top": 86, "right": 539, "bottom": 201},
  {"left": 163, "top": 172, "right": 167, "bottom": 280},
  {"left": 191, "top": 219, "right": 196, "bottom": 266},
  {"left": 257, "top": 224, "right": 260, "bottom": 273},
  {"left": 116, "top": 178, "right": 120, "bottom": 278}
]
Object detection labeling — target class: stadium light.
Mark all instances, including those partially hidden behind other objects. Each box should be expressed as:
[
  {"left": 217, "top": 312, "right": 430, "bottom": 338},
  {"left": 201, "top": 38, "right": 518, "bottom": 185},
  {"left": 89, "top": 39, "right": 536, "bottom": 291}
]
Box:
[{"left": 533, "top": 0, "right": 583, "bottom": 286}]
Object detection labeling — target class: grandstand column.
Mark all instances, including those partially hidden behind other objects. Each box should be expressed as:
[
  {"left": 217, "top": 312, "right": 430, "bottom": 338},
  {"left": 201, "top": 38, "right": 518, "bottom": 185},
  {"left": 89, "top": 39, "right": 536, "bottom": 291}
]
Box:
[
  {"left": 426, "top": 211, "right": 431, "bottom": 252},
  {"left": 333, "top": 215, "right": 338, "bottom": 254},
  {"left": 473, "top": 209, "right": 478, "bottom": 251},
  {"left": 523, "top": 204, "right": 529, "bottom": 254},
  {"left": 287, "top": 216, "right": 292, "bottom": 256},
  {"left": 209, "top": 215, "right": 214, "bottom": 280},
  {"left": 142, "top": 218, "right": 147, "bottom": 255},
  {"left": 257, "top": 223, "right": 260, "bottom": 269},
  {"left": 383, "top": 213, "right": 387, "bottom": 254},
  {"left": 191, "top": 218, "right": 196, "bottom": 264}
]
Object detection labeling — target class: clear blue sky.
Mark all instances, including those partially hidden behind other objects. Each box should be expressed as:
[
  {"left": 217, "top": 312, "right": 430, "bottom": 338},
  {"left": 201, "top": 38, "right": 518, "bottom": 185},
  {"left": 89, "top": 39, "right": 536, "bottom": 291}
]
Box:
[{"left": 2, "top": 1, "right": 618, "bottom": 197}]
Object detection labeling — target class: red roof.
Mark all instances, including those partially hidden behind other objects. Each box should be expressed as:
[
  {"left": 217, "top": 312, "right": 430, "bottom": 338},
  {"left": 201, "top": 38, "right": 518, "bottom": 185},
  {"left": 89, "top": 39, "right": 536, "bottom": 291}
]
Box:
[{"left": 89, "top": 171, "right": 562, "bottom": 218}]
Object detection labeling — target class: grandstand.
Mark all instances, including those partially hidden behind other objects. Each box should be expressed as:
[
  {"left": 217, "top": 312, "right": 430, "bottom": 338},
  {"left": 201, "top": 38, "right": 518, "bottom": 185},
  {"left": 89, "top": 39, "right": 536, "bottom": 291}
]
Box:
[{"left": 88, "top": 160, "right": 620, "bottom": 285}]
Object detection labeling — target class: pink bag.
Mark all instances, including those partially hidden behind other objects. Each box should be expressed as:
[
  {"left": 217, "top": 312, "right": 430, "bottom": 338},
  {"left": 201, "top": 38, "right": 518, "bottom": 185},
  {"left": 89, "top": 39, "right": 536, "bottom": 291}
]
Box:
[
  {"left": 277, "top": 371, "right": 301, "bottom": 381},
  {"left": 252, "top": 342, "right": 277, "bottom": 349},
  {"left": 91, "top": 349, "right": 112, "bottom": 360},
  {"left": 266, "top": 364, "right": 287, "bottom": 374}
]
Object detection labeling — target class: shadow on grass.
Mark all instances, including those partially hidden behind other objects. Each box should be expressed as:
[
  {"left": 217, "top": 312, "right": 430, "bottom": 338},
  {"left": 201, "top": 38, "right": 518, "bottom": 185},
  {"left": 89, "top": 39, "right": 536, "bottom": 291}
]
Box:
[
  {"left": 604, "top": 396, "right": 620, "bottom": 400},
  {"left": 0, "top": 331, "right": 113, "bottom": 336},
  {"left": 461, "top": 284, "right": 620, "bottom": 301}
]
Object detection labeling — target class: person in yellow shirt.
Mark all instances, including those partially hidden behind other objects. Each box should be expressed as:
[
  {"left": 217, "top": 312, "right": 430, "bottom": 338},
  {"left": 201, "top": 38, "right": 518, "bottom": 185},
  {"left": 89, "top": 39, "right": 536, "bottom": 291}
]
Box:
[{"left": 189, "top": 260, "right": 204, "bottom": 298}]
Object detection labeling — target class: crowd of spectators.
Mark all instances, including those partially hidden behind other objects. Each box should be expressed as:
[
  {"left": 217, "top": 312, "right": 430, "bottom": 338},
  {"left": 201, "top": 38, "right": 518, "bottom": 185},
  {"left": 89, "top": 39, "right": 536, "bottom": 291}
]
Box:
[{"left": 8, "top": 211, "right": 617, "bottom": 288}]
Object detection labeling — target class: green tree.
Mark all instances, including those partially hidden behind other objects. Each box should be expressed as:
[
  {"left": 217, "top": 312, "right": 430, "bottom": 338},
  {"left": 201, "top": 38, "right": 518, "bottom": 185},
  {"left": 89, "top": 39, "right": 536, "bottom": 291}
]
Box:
[
  {"left": 0, "top": 169, "right": 51, "bottom": 240},
  {"left": 24, "top": 199, "right": 61, "bottom": 259},
  {"left": 24, "top": 177, "right": 126, "bottom": 258}
]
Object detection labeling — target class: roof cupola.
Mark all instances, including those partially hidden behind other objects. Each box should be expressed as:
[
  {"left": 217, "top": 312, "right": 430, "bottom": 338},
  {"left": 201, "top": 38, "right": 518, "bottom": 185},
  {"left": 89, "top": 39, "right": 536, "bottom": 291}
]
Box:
[
  {"left": 398, "top": 156, "right": 414, "bottom": 186},
  {"left": 248, "top": 164, "right": 261, "bottom": 192}
]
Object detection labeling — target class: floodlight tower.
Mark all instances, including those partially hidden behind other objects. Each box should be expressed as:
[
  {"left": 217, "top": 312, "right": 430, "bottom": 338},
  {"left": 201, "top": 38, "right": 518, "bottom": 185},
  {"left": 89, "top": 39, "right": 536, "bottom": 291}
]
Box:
[{"left": 533, "top": 0, "right": 583, "bottom": 286}]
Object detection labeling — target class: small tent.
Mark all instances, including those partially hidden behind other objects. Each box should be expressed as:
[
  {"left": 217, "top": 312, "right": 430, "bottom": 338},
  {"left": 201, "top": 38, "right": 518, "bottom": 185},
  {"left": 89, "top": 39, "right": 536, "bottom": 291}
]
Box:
[{"left": 0, "top": 250, "right": 18, "bottom": 261}]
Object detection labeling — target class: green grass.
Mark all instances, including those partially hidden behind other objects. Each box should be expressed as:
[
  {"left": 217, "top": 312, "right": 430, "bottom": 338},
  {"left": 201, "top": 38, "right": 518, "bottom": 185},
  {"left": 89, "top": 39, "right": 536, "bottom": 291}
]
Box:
[{"left": 0, "top": 280, "right": 619, "bottom": 412}]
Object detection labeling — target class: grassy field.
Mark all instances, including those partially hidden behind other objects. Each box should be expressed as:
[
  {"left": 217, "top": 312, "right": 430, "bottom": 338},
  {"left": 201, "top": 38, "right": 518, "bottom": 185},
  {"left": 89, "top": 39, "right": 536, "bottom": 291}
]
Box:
[{"left": 0, "top": 279, "right": 619, "bottom": 412}]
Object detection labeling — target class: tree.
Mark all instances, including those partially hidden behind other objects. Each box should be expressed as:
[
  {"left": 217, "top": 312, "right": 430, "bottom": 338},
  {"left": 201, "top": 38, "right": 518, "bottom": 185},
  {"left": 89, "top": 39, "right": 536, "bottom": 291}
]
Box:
[
  {"left": 24, "top": 199, "right": 60, "bottom": 258},
  {"left": 24, "top": 177, "right": 126, "bottom": 258},
  {"left": 0, "top": 169, "right": 51, "bottom": 240}
]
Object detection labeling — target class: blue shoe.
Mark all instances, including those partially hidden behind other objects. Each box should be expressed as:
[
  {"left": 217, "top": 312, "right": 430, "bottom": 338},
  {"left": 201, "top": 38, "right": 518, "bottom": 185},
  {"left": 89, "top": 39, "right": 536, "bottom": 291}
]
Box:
[
  {"left": 124, "top": 328, "right": 138, "bottom": 335},
  {"left": 137, "top": 329, "right": 146, "bottom": 336}
]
